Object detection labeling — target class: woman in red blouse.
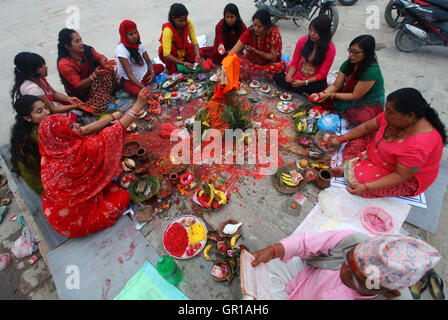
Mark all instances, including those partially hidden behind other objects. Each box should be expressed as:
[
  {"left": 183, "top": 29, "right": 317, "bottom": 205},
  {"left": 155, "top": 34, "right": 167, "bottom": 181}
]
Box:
[
  {"left": 200, "top": 3, "right": 247, "bottom": 65},
  {"left": 231, "top": 9, "right": 284, "bottom": 80},
  {"left": 57, "top": 28, "right": 118, "bottom": 115}
]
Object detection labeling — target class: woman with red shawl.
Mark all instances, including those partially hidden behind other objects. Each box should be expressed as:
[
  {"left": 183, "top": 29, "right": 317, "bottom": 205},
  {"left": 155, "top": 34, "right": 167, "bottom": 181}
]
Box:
[
  {"left": 116, "top": 20, "right": 164, "bottom": 97},
  {"left": 230, "top": 9, "right": 284, "bottom": 79},
  {"left": 200, "top": 4, "right": 247, "bottom": 65},
  {"left": 38, "top": 89, "right": 152, "bottom": 238},
  {"left": 158, "top": 3, "right": 201, "bottom": 74}
]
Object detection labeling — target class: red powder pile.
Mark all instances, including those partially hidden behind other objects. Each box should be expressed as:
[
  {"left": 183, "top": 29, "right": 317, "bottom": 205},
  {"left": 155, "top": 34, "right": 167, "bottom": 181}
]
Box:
[{"left": 163, "top": 222, "right": 189, "bottom": 257}]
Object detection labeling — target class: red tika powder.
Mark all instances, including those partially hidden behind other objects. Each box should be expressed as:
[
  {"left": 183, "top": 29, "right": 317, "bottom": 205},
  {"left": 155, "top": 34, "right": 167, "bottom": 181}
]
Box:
[{"left": 164, "top": 222, "right": 189, "bottom": 257}]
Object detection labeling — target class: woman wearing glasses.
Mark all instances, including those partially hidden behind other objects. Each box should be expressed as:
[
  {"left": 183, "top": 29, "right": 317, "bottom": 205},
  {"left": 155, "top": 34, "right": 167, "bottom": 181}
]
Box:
[
  {"left": 250, "top": 230, "right": 441, "bottom": 300},
  {"left": 315, "top": 35, "right": 384, "bottom": 127}
]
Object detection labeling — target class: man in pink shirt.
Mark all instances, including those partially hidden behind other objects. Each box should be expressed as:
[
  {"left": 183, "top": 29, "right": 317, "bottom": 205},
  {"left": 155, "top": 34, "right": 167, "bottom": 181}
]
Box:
[{"left": 251, "top": 230, "right": 441, "bottom": 300}]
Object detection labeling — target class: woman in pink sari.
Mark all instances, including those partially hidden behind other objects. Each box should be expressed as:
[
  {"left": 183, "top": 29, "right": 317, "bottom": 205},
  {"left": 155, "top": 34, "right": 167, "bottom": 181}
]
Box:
[{"left": 330, "top": 88, "right": 446, "bottom": 198}]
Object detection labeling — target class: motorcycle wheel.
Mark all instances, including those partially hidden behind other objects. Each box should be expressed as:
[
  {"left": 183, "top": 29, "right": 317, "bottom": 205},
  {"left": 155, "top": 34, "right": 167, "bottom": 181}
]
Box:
[
  {"left": 385, "top": 0, "right": 404, "bottom": 28},
  {"left": 395, "top": 29, "right": 423, "bottom": 52},
  {"left": 338, "top": 0, "right": 358, "bottom": 5},
  {"left": 319, "top": 6, "right": 339, "bottom": 35}
]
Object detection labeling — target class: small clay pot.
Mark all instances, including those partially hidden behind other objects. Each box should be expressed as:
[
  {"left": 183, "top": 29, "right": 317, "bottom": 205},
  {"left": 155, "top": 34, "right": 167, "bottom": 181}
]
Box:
[
  {"left": 122, "top": 141, "right": 141, "bottom": 157},
  {"left": 136, "top": 147, "right": 148, "bottom": 161},
  {"left": 314, "top": 168, "right": 332, "bottom": 190},
  {"left": 217, "top": 219, "right": 242, "bottom": 238},
  {"left": 168, "top": 173, "right": 179, "bottom": 185},
  {"left": 212, "top": 260, "right": 233, "bottom": 282}
]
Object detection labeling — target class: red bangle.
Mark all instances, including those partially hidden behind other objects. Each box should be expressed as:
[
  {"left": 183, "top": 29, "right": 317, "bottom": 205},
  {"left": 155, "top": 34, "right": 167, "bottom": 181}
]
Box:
[
  {"left": 269, "top": 245, "right": 277, "bottom": 258},
  {"left": 363, "top": 183, "right": 369, "bottom": 191}
]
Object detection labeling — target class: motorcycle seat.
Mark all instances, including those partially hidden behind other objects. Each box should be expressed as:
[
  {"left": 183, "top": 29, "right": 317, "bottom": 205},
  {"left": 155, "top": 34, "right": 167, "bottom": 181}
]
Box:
[{"left": 423, "top": 0, "right": 448, "bottom": 11}]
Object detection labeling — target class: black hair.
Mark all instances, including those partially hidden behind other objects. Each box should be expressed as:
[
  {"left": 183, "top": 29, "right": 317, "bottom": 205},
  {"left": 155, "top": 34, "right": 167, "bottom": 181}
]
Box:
[
  {"left": 301, "top": 15, "right": 332, "bottom": 67},
  {"left": 10, "top": 95, "right": 42, "bottom": 174},
  {"left": 11, "top": 52, "right": 46, "bottom": 103},
  {"left": 222, "top": 3, "right": 244, "bottom": 35},
  {"left": 342, "top": 35, "right": 377, "bottom": 81},
  {"left": 168, "top": 3, "right": 189, "bottom": 26},
  {"left": 387, "top": 88, "right": 447, "bottom": 145},
  {"left": 125, "top": 40, "right": 144, "bottom": 65},
  {"left": 57, "top": 28, "right": 77, "bottom": 63},
  {"left": 252, "top": 9, "right": 275, "bottom": 30}
]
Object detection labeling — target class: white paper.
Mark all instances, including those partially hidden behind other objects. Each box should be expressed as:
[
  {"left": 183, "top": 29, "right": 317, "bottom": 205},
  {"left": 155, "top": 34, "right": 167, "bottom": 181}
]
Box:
[{"left": 240, "top": 250, "right": 273, "bottom": 300}]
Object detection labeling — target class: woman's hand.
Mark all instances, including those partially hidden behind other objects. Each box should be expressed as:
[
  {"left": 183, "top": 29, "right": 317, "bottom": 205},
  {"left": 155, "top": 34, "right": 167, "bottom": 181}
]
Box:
[
  {"left": 102, "top": 59, "right": 117, "bottom": 70},
  {"left": 112, "top": 111, "right": 123, "bottom": 121},
  {"left": 346, "top": 183, "right": 368, "bottom": 196},
  {"left": 245, "top": 45, "right": 259, "bottom": 55},
  {"left": 316, "top": 90, "right": 332, "bottom": 103},
  {"left": 251, "top": 247, "right": 276, "bottom": 267},
  {"left": 285, "top": 74, "right": 294, "bottom": 83},
  {"left": 184, "top": 62, "right": 195, "bottom": 71},
  {"left": 94, "top": 66, "right": 109, "bottom": 78},
  {"left": 328, "top": 136, "right": 341, "bottom": 148},
  {"left": 67, "top": 97, "right": 83, "bottom": 105},
  {"left": 291, "top": 80, "right": 305, "bottom": 88},
  {"left": 195, "top": 55, "right": 201, "bottom": 64},
  {"left": 136, "top": 88, "right": 152, "bottom": 109}
]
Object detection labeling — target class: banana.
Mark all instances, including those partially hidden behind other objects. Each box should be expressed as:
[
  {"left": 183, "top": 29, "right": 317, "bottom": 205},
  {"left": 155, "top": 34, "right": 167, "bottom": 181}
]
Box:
[
  {"left": 282, "top": 179, "right": 299, "bottom": 187},
  {"left": 230, "top": 234, "right": 240, "bottom": 249},
  {"left": 281, "top": 174, "right": 293, "bottom": 181},
  {"left": 203, "top": 243, "right": 214, "bottom": 260},
  {"left": 207, "top": 183, "right": 215, "bottom": 207},
  {"left": 214, "top": 190, "right": 227, "bottom": 205}
]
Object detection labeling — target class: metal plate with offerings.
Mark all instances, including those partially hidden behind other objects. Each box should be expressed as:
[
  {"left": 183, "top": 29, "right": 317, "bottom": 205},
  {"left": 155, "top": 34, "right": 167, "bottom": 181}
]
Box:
[
  {"left": 276, "top": 101, "right": 296, "bottom": 113},
  {"left": 163, "top": 215, "right": 208, "bottom": 259}
]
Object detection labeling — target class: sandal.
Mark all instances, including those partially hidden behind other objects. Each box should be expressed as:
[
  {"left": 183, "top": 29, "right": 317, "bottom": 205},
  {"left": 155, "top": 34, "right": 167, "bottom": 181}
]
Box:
[
  {"left": 1, "top": 198, "right": 11, "bottom": 206},
  {"left": 0, "top": 175, "right": 7, "bottom": 188},
  {"left": 427, "top": 269, "right": 445, "bottom": 300},
  {"left": 0, "top": 205, "right": 8, "bottom": 224},
  {"left": 409, "top": 274, "right": 429, "bottom": 299}
]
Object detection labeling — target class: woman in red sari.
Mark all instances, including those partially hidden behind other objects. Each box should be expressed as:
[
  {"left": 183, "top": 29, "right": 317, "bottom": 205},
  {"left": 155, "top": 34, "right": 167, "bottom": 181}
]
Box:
[
  {"left": 330, "top": 88, "right": 446, "bottom": 198},
  {"left": 200, "top": 3, "right": 247, "bottom": 65},
  {"left": 231, "top": 9, "right": 284, "bottom": 79},
  {"left": 38, "top": 89, "right": 152, "bottom": 238},
  {"left": 158, "top": 3, "right": 201, "bottom": 74}
]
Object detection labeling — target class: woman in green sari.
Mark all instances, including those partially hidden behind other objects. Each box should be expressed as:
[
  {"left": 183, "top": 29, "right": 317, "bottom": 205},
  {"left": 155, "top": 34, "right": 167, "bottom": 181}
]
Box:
[{"left": 10, "top": 95, "right": 50, "bottom": 194}]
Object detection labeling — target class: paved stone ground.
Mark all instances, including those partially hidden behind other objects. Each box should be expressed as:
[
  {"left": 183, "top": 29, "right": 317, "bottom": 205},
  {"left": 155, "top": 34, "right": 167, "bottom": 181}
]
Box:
[{"left": 0, "top": 0, "right": 446, "bottom": 300}]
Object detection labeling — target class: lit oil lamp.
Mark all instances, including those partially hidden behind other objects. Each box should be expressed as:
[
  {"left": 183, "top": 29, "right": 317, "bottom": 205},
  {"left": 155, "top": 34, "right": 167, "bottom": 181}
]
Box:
[{"left": 268, "top": 112, "right": 275, "bottom": 119}]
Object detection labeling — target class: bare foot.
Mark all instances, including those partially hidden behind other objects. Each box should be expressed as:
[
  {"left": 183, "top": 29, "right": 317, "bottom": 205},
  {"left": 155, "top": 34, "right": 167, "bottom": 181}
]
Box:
[{"left": 331, "top": 166, "right": 344, "bottom": 177}]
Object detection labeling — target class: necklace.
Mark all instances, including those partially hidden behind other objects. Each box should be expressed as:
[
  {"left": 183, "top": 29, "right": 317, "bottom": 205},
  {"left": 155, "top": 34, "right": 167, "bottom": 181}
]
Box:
[{"left": 383, "top": 125, "right": 405, "bottom": 141}]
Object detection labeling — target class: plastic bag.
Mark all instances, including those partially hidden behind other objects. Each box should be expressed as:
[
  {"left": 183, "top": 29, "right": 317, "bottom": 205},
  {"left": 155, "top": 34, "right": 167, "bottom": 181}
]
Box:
[
  {"left": 282, "top": 54, "right": 291, "bottom": 69},
  {"left": 318, "top": 114, "right": 340, "bottom": 133},
  {"left": 11, "top": 227, "right": 38, "bottom": 259},
  {"left": 0, "top": 253, "right": 11, "bottom": 271}
]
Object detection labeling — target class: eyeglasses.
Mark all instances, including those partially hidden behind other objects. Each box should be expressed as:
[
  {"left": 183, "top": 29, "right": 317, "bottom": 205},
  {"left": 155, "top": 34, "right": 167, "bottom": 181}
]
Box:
[
  {"left": 342, "top": 244, "right": 384, "bottom": 294},
  {"left": 347, "top": 48, "right": 364, "bottom": 55}
]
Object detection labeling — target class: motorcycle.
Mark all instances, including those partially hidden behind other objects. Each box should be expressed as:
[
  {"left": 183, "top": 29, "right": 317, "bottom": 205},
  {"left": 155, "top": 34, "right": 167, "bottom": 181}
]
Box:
[
  {"left": 392, "top": 0, "right": 448, "bottom": 52},
  {"left": 254, "top": 0, "right": 339, "bottom": 35}
]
